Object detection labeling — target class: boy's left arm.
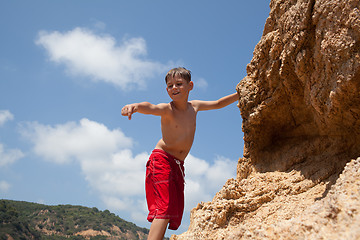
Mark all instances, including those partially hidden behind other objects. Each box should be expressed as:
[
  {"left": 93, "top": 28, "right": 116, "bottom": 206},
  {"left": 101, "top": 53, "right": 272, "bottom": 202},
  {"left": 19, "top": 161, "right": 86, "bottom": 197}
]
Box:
[{"left": 192, "top": 92, "right": 239, "bottom": 111}]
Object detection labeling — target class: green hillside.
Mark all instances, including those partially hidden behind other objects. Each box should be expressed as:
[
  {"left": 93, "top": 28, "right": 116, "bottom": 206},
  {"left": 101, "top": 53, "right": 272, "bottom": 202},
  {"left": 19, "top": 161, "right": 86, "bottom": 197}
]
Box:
[{"left": 0, "top": 199, "right": 153, "bottom": 240}]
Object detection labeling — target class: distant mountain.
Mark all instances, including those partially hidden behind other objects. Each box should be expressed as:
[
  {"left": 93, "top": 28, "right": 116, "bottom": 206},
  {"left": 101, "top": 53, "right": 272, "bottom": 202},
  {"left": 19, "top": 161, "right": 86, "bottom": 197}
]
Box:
[{"left": 0, "top": 199, "right": 156, "bottom": 240}]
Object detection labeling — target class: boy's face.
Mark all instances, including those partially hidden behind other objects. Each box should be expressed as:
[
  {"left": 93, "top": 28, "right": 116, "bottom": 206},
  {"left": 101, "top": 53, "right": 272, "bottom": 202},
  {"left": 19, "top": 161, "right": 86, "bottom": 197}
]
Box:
[{"left": 166, "top": 76, "right": 193, "bottom": 101}]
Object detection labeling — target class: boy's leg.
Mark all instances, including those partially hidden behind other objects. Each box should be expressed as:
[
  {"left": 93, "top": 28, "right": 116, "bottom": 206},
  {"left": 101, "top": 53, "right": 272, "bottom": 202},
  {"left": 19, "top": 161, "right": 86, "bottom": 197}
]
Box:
[{"left": 147, "top": 218, "right": 169, "bottom": 240}]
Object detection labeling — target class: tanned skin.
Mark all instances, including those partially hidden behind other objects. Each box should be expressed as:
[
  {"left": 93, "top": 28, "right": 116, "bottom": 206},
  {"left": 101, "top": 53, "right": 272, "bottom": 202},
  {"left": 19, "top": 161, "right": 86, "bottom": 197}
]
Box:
[{"left": 121, "top": 75, "right": 239, "bottom": 240}]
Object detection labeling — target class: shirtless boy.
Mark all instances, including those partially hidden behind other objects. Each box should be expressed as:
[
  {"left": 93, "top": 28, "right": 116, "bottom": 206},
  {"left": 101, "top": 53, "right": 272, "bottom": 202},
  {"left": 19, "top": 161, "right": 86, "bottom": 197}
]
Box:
[{"left": 121, "top": 67, "right": 238, "bottom": 240}]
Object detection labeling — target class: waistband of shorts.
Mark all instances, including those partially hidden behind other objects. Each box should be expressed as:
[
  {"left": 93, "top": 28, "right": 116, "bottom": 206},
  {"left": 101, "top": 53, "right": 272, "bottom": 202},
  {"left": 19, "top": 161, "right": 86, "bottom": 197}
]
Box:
[{"left": 151, "top": 149, "right": 184, "bottom": 165}]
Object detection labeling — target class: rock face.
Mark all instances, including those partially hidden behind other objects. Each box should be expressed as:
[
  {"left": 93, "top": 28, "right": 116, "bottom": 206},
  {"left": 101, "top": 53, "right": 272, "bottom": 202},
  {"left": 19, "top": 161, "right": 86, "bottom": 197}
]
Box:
[{"left": 172, "top": 0, "right": 360, "bottom": 239}]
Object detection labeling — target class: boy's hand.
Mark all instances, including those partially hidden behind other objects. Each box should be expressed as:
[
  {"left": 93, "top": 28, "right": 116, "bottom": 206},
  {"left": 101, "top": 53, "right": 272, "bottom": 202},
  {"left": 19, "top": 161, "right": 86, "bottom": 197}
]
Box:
[{"left": 121, "top": 104, "right": 137, "bottom": 120}]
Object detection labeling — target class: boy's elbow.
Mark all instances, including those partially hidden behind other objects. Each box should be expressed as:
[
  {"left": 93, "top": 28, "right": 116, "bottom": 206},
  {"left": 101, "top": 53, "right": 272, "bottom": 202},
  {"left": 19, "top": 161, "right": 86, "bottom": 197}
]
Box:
[{"left": 216, "top": 101, "right": 224, "bottom": 109}]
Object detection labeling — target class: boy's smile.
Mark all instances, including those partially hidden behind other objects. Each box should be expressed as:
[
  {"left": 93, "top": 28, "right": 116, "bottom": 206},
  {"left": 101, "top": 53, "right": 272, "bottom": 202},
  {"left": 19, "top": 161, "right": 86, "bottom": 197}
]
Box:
[{"left": 166, "top": 76, "right": 193, "bottom": 100}]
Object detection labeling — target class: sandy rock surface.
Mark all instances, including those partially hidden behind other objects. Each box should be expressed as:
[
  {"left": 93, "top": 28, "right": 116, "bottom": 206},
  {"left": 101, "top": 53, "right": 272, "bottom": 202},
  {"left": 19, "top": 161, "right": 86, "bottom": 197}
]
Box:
[{"left": 172, "top": 0, "right": 360, "bottom": 239}]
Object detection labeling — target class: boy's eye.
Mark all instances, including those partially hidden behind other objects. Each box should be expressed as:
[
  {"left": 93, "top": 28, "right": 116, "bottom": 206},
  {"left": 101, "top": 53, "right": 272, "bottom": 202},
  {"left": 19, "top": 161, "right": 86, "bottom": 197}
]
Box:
[{"left": 176, "top": 83, "right": 182, "bottom": 86}]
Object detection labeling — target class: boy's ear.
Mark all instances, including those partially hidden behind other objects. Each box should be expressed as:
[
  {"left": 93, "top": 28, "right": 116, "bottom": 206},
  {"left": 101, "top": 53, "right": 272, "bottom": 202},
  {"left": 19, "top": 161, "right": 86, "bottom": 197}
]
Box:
[{"left": 189, "top": 81, "right": 194, "bottom": 90}]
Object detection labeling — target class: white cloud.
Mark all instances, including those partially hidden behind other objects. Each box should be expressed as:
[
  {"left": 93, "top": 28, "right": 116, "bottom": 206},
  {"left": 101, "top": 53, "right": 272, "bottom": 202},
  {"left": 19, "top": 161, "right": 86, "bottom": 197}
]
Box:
[
  {"left": 22, "top": 118, "right": 132, "bottom": 164},
  {"left": 82, "top": 149, "right": 148, "bottom": 197},
  {"left": 22, "top": 118, "right": 236, "bottom": 226},
  {"left": 184, "top": 154, "right": 236, "bottom": 212},
  {"left": 0, "top": 181, "right": 11, "bottom": 193},
  {"left": 36, "top": 27, "right": 170, "bottom": 90},
  {"left": 0, "top": 110, "right": 14, "bottom": 126},
  {"left": 0, "top": 143, "right": 24, "bottom": 167},
  {"left": 195, "top": 77, "right": 208, "bottom": 90},
  {"left": 93, "top": 20, "right": 106, "bottom": 31},
  {"left": 101, "top": 195, "right": 132, "bottom": 211},
  {"left": 206, "top": 156, "right": 236, "bottom": 188},
  {"left": 0, "top": 110, "right": 24, "bottom": 166},
  {"left": 21, "top": 118, "right": 149, "bottom": 216}
]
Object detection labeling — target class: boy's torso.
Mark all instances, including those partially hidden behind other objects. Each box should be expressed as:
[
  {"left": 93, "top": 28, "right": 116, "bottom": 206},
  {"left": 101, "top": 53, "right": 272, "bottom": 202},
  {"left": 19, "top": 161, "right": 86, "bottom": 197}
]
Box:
[{"left": 155, "top": 102, "right": 197, "bottom": 161}]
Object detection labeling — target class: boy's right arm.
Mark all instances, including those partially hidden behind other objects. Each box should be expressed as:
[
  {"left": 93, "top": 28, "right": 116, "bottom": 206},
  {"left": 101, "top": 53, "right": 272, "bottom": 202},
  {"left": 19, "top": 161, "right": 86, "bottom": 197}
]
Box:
[{"left": 121, "top": 102, "right": 168, "bottom": 120}]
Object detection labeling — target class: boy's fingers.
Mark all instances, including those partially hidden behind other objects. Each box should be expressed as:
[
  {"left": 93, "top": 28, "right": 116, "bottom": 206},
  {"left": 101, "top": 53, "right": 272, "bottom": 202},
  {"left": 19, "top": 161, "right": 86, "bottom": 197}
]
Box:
[
  {"left": 121, "top": 106, "right": 128, "bottom": 115},
  {"left": 127, "top": 106, "right": 134, "bottom": 120},
  {"left": 121, "top": 105, "right": 135, "bottom": 120}
]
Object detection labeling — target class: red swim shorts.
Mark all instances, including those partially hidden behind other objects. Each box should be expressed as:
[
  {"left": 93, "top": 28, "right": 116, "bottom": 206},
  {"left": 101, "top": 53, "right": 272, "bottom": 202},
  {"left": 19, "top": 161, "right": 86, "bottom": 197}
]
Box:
[{"left": 145, "top": 149, "right": 185, "bottom": 230}]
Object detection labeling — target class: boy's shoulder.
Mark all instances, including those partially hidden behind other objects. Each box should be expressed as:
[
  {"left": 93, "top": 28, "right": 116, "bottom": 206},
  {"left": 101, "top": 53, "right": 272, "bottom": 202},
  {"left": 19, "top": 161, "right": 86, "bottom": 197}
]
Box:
[
  {"left": 158, "top": 102, "right": 171, "bottom": 108},
  {"left": 156, "top": 102, "right": 172, "bottom": 114},
  {"left": 189, "top": 100, "right": 202, "bottom": 111}
]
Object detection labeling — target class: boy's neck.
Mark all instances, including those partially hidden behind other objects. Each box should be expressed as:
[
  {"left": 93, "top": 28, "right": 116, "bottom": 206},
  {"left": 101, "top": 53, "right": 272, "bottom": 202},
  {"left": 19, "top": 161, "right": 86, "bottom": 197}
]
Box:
[{"left": 171, "top": 100, "right": 189, "bottom": 111}]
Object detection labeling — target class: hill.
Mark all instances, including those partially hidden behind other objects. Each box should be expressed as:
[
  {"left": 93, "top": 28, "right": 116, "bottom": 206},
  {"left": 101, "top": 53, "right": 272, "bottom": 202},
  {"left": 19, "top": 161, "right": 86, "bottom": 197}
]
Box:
[{"left": 0, "top": 199, "right": 154, "bottom": 240}]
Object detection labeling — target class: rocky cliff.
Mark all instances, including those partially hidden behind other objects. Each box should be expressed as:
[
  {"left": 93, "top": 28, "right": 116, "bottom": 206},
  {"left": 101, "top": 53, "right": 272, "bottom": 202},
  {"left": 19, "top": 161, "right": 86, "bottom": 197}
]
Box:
[{"left": 173, "top": 0, "right": 360, "bottom": 239}]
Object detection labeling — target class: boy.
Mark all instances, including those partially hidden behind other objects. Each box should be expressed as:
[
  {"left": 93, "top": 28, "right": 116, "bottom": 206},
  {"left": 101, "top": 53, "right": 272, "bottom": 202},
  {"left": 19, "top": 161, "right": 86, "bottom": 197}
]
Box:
[{"left": 121, "top": 67, "right": 238, "bottom": 240}]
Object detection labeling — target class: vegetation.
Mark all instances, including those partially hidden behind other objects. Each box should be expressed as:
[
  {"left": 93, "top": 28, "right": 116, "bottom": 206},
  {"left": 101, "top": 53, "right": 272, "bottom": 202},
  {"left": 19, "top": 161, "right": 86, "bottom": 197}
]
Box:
[{"left": 0, "top": 199, "right": 152, "bottom": 240}]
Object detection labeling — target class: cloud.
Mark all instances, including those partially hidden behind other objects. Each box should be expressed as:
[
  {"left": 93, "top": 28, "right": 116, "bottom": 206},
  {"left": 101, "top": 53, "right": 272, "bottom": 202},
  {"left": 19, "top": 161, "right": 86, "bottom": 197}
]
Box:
[
  {"left": 0, "top": 181, "right": 10, "bottom": 193},
  {"left": 0, "top": 110, "right": 14, "bottom": 126},
  {"left": 21, "top": 118, "right": 133, "bottom": 164},
  {"left": 22, "top": 118, "right": 236, "bottom": 226},
  {"left": 184, "top": 154, "right": 236, "bottom": 211},
  {"left": 21, "top": 118, "right": 148, "bottom": 214},
  {"left": 194, "top": 77, "right": 208, "bottom": 90},
  {"left": 36, "top": 27, "right": 170, "bottom": 90},
  {"left": 0, "top": 143, "right": 24, "bottom": 167},
  {"left": 84, "top": 150, "right": 148, "bottom": 196}
]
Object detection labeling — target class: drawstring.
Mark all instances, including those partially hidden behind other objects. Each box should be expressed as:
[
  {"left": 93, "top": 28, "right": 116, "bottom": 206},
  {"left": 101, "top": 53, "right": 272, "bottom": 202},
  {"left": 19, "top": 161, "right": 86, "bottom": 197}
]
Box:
[
  {"left": 175, "top": 160, "right": 184, "bottom": 177},
  {"left": 154, "top": 150, "right": 186, "bottom": 184},
  {"left": 175, "top": 159, "right": 186, "bottom": 183}
]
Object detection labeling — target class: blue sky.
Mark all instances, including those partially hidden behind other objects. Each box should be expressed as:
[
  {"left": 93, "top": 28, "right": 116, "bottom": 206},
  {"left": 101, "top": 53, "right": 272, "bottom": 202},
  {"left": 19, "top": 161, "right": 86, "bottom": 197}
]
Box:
[{"left": 0, "top": 1, "right": 270, "bottom": 236}]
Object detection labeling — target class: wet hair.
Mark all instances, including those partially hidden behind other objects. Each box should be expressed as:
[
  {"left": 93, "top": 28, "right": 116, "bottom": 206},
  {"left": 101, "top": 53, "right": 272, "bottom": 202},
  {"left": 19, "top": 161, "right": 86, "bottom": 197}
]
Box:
[{"left": 165, "top": 67, "right": 191, "bottom": 83}]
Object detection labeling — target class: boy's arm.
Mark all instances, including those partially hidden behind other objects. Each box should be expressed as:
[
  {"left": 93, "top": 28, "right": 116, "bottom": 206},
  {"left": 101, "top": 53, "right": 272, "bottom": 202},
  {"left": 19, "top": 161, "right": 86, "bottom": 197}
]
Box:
[
  {"left": 121, "top": 102, "right": 168, "bottom": 120},
  {"left": 192, "top": 92, "right": 239, "bottom": 111}
]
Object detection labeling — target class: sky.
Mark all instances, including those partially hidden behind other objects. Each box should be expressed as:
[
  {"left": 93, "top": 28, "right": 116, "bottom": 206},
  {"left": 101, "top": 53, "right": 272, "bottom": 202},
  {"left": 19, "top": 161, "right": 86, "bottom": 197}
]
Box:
[{"left": 0, "top": 0, "right": 270, "bottom": 236}]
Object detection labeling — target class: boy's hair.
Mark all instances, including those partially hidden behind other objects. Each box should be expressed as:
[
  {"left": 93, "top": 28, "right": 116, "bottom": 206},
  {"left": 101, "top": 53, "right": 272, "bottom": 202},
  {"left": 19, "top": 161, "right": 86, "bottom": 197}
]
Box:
[{"left": 165, "top": 67, "right": 191, "bottom": 83}]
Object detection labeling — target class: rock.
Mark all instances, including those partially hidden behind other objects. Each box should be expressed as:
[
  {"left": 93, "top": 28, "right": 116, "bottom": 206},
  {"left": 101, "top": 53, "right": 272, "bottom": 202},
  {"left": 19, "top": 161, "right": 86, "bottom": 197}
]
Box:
[{"left": 172, "top": 0, "right": 360, "bottom": 239}]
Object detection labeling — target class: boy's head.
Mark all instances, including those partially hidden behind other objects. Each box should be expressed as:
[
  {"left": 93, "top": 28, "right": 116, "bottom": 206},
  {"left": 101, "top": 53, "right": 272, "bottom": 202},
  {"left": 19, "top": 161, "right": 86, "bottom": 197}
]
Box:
[{"left": 165, "top": 67, "right": 191, "bottom": 83}]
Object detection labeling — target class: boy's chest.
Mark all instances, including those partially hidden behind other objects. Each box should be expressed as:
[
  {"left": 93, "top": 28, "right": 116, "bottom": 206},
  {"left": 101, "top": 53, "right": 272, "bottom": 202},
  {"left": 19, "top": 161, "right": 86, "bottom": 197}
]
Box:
[
  {"left": 172, "top": 114, "right": 196, "bottom": 131},
  {"left": 163, "top": 109, "right": 197, "bottom": 133}
]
